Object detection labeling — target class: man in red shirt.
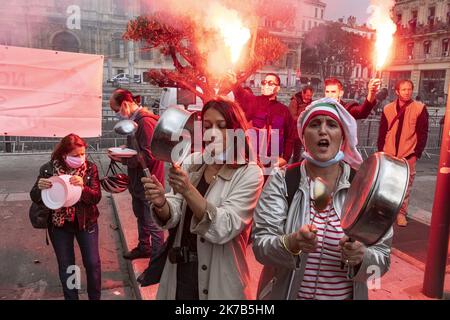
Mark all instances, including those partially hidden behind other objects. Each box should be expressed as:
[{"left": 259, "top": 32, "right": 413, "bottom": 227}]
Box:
[
  {"left": 324, "top": 78, "right": 381, "bottom": 120},
  {"left": 230, "top": 73, "right": 297, "bottom": 170}
]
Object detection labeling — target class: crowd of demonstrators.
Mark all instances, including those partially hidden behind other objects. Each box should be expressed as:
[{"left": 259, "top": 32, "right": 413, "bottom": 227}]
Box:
[
  {"left": 229, "top": 72, "right": 297, "bottom": 169},
  {"left": 289, "top": 86, "right": 314, "bottom": 163},
  {"left": 377, "top": 80, "right": 429, "bottom": 227},
  {"left": 30, "top": 134, "right": 102, "bottom": 300},
  {"left": 108, "top": 88, "right": 165, "bottom": 261},
  {"left": 252, "top": 98, "right": 393, "bottom": 300},
  {"left": 28, "top": 74, "right": 427, "bottom": 300},
  {"left": 141, "top": 98, "right": 264, "bottom": 300}
]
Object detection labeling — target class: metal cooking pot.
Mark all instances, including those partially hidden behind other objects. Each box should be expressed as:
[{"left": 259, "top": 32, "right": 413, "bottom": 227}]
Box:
[
  {"left": 341, "top": 152, "right": 410, "bottom": 246},
  {"left": 150, "top": 106, "right": 196, "bottom": 165}
]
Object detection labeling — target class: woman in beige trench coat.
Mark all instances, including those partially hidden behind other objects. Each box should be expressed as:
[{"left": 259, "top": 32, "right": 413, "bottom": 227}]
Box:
[{"left": 142, "top": 98, "right": 264, "bottom": 300}]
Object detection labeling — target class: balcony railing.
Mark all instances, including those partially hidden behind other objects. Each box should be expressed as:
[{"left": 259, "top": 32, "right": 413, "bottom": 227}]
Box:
[{"left": 396, "top": 21, "right": 450, "bottom": 37}]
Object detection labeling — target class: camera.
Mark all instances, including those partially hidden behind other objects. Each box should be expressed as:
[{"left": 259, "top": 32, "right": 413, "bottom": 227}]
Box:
[{"left": 168, "top": 247, "right": 190, "bottom": 264}]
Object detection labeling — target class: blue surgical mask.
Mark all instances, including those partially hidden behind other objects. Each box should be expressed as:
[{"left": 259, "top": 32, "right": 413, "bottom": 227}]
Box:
[
  {"left": 302, "top": 150, "right": 344, "bottom": 168},
  {"left": 115, "top": 111, "right": 128, "bottom": 121}
]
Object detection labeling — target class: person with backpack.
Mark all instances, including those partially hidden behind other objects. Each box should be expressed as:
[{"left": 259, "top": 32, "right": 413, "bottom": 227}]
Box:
[
  {"left": 108, "top": 88, "right": 165, "bottom": 261},
  {"left": 30, "top": 134, "right": 102, "bottom": 300},
  {"left": 252, "top": 98, "right": 393, "bottom": 300}
]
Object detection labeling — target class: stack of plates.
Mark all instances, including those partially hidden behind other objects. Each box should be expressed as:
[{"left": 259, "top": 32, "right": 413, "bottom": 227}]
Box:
[
  {"left": 42, "top": 175, "right": 83, "bottom": 210},
  {"left": 108, "top": 147, "right": 138, "bottom": 158}
]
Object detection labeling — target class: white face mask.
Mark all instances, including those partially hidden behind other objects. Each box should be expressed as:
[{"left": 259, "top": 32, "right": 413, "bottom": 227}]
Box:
[
  {"left": 261, "top": 78, "right": 279, "bottom": 97},
  {"left": 261, "top": 86, "right": 275, "bottom": 96},
  {"left": 302, "top": 150, "right": 344, "bottom": 168},
  {"left": 65, "top": 155, "right": 86, "bottom": 169}
]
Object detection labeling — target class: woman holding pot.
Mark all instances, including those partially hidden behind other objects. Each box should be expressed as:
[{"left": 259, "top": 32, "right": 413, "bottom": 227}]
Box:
[
  {"left": 252, "top": 98, "right": 393, "bottom": 300},
  {"left": 141, "top": 98, "right": 264, "bottom": 299},
  {"left": 30, "top": 134, "right": 102, "bottom": 300}
]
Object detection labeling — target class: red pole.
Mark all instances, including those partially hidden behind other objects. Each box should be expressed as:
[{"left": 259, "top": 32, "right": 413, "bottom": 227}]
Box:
[{"left": 422, "top": 84, "right": 450, "bottom": 298}]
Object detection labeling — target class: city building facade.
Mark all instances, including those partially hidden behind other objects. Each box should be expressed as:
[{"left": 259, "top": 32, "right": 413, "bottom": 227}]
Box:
[
  {"left": 387, "top": 0, "right": 450, "bottom": 111},
  {"left": 0, "top": 0, "right": 328, "bottom": 89},
  {"left": 247, "top": 0, "right": 327, "bottom": 88},
  {"left": 0, "top": 0, "right": 173, "bottom": 83}
]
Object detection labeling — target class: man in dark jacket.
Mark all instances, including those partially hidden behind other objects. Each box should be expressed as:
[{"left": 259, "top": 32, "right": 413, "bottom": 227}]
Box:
[
  {"left": 324, "top": 78, "right": 380, "bottom": 120},
  {"left": 230, "top": 73, "right": 296, "bottom": 170},
  {"left": 288, "top": 85, "right": 314, "bottom": 162},
  {"left": 109, "top": 89, "right": 164, "bottom": 260}
]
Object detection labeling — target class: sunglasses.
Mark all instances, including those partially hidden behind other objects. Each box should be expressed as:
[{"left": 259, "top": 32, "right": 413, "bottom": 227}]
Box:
[{"left": 261, "top": 80, "right": 279, "bottom": 86}]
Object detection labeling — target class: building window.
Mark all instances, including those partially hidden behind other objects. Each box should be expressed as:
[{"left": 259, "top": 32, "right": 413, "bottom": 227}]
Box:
[
  {"left": 308, "top": 20, "right": 312, "bottom": 30},
  {"left": 409, "top": 10, "right": 418, "bottom": 30},
  {"left": 407, "top": 42, "right": 414, "bottom": 59},
  {"left": 419, "top": 70, "right": 446, "bottom": 105},
  {"left": 112, "top": 34, "right": 125, "bottom": 59},
  {"left": 443, "top": 39, "right": 449, "bottom": 56},
  {"left": 447, "top": 5, "right": 450, "bottom": 24},
  {"left": 112, "top": 0, "right": 127, "bottom": 15},
  {"left": 52, "top": 31, "right": 80, "bottom": 53},
  {"left": 315, "top": 8, "right": 318, "bottom": 18},
  {"left": 140, "top": 42, "right": 153, "bottom": 60},
  {"left": 321, "top": 9, "right": 324, "bottom": 19},
  {"left": 424, "top": 41, "right": 432, "bottom": 55},
  {"left": 428, "top": 7, "right": 435, "bottom": 25},
  {"left": 286, "top": 52, "right": 295, "bottom": 69},
  {"left": 302, "top": 20, "right": 305, "bottom": 31}
]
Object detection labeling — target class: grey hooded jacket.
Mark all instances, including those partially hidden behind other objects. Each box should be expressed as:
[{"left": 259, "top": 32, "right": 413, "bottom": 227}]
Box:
[{"left": 251, "top": 161, "right": 393, "bottom": 300}]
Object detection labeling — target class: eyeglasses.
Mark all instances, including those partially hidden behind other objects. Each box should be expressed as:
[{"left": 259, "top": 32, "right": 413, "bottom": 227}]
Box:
[{"left": 261, "top": 80, "right": 279, "bottom": 86}]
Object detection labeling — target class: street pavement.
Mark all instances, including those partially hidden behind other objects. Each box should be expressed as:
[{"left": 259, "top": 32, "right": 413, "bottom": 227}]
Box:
[
  {"left": 0, "top": 152, "right": 449, "bottom": 300},
  {"left": 0, "top": 153, "right": 133, "bottom": 300}
]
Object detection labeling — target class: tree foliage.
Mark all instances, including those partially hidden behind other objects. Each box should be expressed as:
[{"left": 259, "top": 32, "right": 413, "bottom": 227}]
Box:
[
  {"left": 124, "top": 12, "right": 288, "bottom": 102},
  {"left": 301, "top": 22, "right": 375, "bottom": 82}
]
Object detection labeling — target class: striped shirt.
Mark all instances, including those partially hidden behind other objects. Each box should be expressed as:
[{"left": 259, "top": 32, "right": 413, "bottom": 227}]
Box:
[{"left": 297, "top": 198, "right": 353, "bottom": 300}]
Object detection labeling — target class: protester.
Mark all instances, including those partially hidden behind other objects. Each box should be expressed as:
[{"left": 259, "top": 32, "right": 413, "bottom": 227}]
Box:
[
  {"left": 252, "top": 98, "right": 392, "bottom": 300},
  {"left": 324, "top": 78, "right": 381, "bottom": 120},
  {"left": 229, "top": 72, "right": 296, "bottom": 168},
  {"left": 378, "top": 80, "right": 429, "bottom": 227},
  {"left": 30, "top": 134, "right": 102, "bottom": 300},
  {"left": 108, "top": 88, "right": 164, "bottom": 260},
  {"left": 289, "top": 85, "right": 314, "bottom": 162},
  {"left": 141, "top": 98, "right": 264, "bottom": 299}
]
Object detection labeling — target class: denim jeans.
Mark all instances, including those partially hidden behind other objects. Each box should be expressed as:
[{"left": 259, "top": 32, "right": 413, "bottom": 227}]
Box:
[
  {"left": 131, "top": 195, "right": 164, "bottom": 258},
  {"left": 48, "top": 223, "right": 101, "bottom": 300}
]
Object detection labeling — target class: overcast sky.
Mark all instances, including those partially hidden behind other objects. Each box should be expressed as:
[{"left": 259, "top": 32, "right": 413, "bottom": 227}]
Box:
[{"left": 324, "top": 0, "right": 372, "bottom": 25}]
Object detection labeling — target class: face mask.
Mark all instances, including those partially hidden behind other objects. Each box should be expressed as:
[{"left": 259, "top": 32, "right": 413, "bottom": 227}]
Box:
[
  {"left": 302, "top": 150, "right": 344, "bottom": 168},
  {"left": 115, "top": 111, "right": 128, "bottom": 121},
  {"left": 65, "top": 155, "right": 86, "bottom": 169},
  {"left": 261, "top": 85, "right": 277, "bottom": 97}
]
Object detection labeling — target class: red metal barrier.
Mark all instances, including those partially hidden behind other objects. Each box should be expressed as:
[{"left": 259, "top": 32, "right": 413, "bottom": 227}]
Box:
[{"left": 423, "top": 84, "right": 450, "bottom": 298}]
